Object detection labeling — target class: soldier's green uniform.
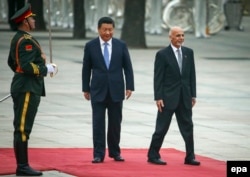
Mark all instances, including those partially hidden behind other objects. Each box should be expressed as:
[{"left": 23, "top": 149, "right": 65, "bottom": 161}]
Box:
[
  {"left": 8, "top": 30, "right": 48, "bottom": 142},
  {"left": 7, "top": 3, "right": 50, "bottom": 176}
]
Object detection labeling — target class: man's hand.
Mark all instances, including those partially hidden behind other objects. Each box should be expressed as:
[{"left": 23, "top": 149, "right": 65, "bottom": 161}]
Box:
[
  {"left": 46, "top": 63, "right": 58, "bottom": 77},
  {"left": 156, "top": 100, "right": 164, "bottom": 112},
  {"left": 83, "top": 92, "right": 90, "bottom": 100},
  {"left": 192, "top": 98, "right": 196, "bottom": 107},
  {"left": 46, "top": 63, "right": 55, "bottom": 73},
  {"left": 125, "top": 90, "right": 132, "bottom": 99}
]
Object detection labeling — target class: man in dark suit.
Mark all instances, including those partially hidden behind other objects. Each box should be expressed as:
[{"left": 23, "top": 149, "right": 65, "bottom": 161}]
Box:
[
  {"left": 82, "top": 17, "right": 134, "bottom": 163},
  {"left": 147, "top": 26, "right": 200, "bottom": 166}
]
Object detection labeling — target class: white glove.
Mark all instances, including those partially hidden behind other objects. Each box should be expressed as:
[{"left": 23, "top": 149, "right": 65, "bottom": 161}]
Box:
[
  {"left": 46, "top": 63, "right": 58, "bottom": 77},
  {"left": 46, "top": 63, "right": 55, "bottom": 73}
]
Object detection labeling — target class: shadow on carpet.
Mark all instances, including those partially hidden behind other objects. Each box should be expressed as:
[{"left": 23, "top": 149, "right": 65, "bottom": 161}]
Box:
[{"left": 0, "top": 148, "right": 226, "bottom": 177}]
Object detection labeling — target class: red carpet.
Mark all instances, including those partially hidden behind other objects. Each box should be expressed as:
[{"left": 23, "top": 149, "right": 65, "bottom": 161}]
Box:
[{"left": 0, "top": 148, "right": 225, "bottom": 177}]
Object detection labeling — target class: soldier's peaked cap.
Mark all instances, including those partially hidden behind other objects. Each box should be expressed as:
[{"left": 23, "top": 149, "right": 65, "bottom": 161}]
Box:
[{"left": 11, "top": 3, "right": 36, "bottom": 24}]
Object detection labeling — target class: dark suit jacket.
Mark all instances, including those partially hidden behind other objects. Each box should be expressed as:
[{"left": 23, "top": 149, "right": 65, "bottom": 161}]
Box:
[
  {"left": 82, "top": 37, "right": 134, "bottom": 102},
  {"left": 154, "top": 44, "right": 196, "bottom": 109}
]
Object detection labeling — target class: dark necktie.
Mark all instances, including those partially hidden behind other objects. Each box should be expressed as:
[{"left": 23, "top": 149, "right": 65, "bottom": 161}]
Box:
[{"left": 103, "top": 42, "right": 109, "bottom": 69}]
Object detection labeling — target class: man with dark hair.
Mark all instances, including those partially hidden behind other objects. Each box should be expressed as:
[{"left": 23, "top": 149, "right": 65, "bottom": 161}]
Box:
[
  {"left": 8, "top": 3, "right": 56, "bottom": 176},
  {"left": 82, "top": 16, "right": 134, "bottom": 163}
]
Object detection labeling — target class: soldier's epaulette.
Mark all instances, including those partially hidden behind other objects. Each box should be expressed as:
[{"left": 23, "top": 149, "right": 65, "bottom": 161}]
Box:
[{"left": 23, "top": 34, "right": 32, "bottom": 39}]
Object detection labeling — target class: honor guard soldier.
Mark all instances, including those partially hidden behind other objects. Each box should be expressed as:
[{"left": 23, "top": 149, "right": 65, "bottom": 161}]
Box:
[{"left": 7, "top": 3, "right": 57, "bottom": 176}]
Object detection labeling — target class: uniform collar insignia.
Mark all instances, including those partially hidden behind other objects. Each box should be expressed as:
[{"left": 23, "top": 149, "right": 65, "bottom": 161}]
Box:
[{"left": 23, "top": 34, "right": 32, "bottom": 39}]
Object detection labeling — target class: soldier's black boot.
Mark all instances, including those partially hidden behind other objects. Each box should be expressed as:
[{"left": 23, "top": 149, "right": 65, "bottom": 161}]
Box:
[
  {"left": 14, "top": 141, "right": 43, "bottom": 176},
  {"left": 16, "top": 164, "right": 43, "bottom": 176}
]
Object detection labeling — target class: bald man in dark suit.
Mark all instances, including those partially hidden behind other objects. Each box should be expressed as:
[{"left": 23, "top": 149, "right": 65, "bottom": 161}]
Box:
[{"left": 147, "top": 26, "right": 200, "bottom": 166}]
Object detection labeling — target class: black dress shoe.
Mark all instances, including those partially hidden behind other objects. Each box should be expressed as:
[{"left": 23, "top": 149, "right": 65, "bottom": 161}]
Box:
[
  {"left": 184, "top": 159, "right": 200, "bottom": 166},
  {"left": 147, "top": 158, "right": 167, "bottom": 165},
  {"left": 114, "top": 156, "right": 125, "bottom": 161},
  {"left": 16, "top": 164, "right": 43, "bottom": 176},
  {"left": 92, "top": 157, "right": 103, "bottom": 163}
]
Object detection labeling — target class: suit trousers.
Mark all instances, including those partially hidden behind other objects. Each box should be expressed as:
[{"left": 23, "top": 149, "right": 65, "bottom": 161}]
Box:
[
  {"left": 148, "top": 95, "right": 195, "bottom": 161},
  {"left": 91, "top": 92, "right": 123, "bottom": 159}
]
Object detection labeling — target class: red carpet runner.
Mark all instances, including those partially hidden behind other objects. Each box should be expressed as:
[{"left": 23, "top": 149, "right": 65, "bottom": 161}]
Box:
[{"left": 0, "top": 148, "right": 225, "bottom": 177}]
